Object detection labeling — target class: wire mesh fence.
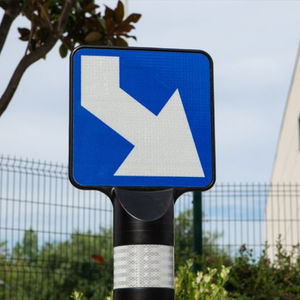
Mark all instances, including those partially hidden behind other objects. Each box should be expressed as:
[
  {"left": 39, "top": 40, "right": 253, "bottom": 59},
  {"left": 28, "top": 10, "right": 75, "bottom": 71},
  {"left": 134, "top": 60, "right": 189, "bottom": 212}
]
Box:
[{"left": 0, "top": 155, "right": 299, "bottom": 299}]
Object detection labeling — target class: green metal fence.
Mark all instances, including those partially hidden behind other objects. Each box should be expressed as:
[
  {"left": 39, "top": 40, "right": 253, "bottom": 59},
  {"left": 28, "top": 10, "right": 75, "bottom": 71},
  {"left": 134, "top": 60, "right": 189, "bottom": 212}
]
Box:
[{"left": 0, "top": 155, "right": 299, "bottom": 299}]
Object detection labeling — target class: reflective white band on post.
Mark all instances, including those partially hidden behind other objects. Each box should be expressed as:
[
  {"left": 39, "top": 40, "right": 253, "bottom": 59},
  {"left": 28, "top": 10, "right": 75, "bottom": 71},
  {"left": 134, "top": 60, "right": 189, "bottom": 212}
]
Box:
[{"left": 114, "top": 244, "right": 174, "bottom": 289}]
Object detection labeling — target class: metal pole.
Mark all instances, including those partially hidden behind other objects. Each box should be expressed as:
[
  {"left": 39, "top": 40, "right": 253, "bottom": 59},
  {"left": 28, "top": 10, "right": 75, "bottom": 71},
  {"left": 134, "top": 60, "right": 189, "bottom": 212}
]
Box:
[
  {"left": 112, "top": 188, "right": 175, "bottom": 300},
  {"left": 193, "top": 191, "right": 203, "bottom": 272}
]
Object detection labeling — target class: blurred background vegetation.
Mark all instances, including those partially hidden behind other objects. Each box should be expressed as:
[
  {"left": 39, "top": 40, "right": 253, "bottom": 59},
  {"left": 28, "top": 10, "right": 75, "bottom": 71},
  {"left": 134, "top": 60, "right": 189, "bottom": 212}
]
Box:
[{"left": 1, "top": 210, "right": 299, "bottom": 299}]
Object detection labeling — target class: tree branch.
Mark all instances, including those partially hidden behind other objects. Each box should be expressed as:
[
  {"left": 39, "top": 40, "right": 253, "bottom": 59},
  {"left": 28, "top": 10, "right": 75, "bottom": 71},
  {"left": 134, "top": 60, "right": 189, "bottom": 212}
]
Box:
[
  {"left": 24, "top": 21, "right": 35, "bottom": 56},
  {"left": 37, "top": 3, "right": 53, "bottom": 31},
  {"left": 0, "top": 0, "right": 75, "bottom": 116},
  {"left": 24, "top": 11, "right": 52, "bottom": 31},
  {"left": 0, "top": 13, "right": 14, "bottom": 53},
  {"left": 0, "top": 0, "right": 21, "bottom": 53},
  {"left": 0, "top": 0, "right": 9, "bottom": 10},
  {"left": 0, "top": 35, "right": 57, "bottom": 116},
  {"left": 56, "top": 0, "right": 74, "bottom": 36}
]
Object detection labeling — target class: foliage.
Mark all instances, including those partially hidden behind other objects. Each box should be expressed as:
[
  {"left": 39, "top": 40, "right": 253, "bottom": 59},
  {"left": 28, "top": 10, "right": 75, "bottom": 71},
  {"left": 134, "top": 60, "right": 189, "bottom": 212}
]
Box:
[
  {"left": 0, "top": 228, "right": 113, "bottom": 299},
  {"left": 71, "top": 290, "right": 84, "bottom": 300},
  {"left": 2, "top": 213, "right": 300, "bottom": 299},
  {"left": 0, "top": 0, "right": 141, "bottom": 116},
  {"left": 12, "top": 228, "right": 38, "bottom": 262},
  {"left": 175, "top": 209, "right": 232, "bottom": 269},
  {"left": 175, "top": 259, "right": 232, "bottom": 300},
  {"left": 79, "top": 240, "right": 300, "bottom": 300},
  {"left": 0, "top": 241, "right": 8, "bottom": 259},
  {"left": 16, "top": 0, "right": 141, "bottom": 57},
  {"left": 226, "top": 239, "right": 300, "bottom": 300}
]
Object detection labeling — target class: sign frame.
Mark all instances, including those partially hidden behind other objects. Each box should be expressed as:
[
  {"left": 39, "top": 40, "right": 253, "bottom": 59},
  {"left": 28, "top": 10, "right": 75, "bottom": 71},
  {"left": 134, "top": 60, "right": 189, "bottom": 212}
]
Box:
[{"left": 69, "top": 46, "right": 215, "bottom": 199}]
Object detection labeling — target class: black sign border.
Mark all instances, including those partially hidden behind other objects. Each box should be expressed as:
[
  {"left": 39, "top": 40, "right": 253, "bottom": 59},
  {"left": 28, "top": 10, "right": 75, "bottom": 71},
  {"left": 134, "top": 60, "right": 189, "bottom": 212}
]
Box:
[{"left": 69, "top": 46, "right": 215, "bottom": 200}]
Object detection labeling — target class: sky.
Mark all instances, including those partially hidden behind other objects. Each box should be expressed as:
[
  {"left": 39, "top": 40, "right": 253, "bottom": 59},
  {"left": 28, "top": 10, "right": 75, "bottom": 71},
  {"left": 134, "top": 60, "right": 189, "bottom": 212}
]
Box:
[{"left": 0, "top": 0, "right": 300, "bottom": 183}]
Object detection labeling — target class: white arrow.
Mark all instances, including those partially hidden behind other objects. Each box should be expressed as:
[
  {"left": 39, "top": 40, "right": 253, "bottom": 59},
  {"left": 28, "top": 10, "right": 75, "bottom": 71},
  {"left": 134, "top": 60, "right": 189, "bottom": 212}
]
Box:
[{"left": 81, "top": 55, "right": 204, "bottom": 177}]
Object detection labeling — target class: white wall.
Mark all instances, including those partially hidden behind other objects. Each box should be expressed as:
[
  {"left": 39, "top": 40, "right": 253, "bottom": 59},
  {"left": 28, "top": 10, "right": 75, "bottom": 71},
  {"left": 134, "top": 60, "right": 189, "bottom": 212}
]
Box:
[{"left": 266, "top": 49, "right": 300, "bottom": 260}]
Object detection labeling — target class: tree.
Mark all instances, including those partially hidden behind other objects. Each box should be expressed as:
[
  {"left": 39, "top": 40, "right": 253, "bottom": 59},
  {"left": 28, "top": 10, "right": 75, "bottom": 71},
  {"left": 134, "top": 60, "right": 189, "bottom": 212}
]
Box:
[
  {"left": 12, "top": 228, "right": 38, "bottom": 262},
  {"left": 0, "top": 241, "right": 8, "bottom": 260},
  {"left": 0, "top": 0, "right": 141, "bottom": 116},
  {"left": 0, "top": 228, "right": 113, "bottom": 299},
  {"left": 175, "top": 209, "right": 231, "bottom": 269}
]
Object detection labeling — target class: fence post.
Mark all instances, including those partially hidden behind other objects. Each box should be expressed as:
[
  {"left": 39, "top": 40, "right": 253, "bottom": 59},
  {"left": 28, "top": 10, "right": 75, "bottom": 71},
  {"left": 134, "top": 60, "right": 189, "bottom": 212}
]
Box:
[{"left": 193, "top": 191, "right": 203, "bottom": 272}]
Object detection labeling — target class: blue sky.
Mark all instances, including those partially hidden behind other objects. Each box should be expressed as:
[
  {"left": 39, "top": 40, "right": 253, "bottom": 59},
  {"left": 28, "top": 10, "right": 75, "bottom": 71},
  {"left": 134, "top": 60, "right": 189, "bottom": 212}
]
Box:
[{"left": 0, "top": 0, "right": 300, "bottom": 183}]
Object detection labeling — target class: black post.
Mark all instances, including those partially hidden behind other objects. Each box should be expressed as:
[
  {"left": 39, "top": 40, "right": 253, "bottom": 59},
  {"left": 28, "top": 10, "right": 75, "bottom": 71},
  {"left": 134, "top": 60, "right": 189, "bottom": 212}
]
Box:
[
  {"left": 193, "top": 191, "right": 203, "bottom": 272},
  {"left": 112, "top": 188, "right": 175, "bottom": 300}
]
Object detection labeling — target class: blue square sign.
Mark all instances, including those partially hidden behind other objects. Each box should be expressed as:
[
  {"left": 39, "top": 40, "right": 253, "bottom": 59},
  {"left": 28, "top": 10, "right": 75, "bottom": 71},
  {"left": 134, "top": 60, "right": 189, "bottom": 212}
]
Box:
[{"left": 69, "top": 47, "right": 215, "bottom": 191}]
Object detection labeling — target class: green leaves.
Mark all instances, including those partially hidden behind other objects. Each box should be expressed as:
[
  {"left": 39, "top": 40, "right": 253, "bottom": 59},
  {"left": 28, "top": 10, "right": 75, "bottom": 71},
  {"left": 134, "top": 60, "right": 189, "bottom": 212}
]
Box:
[
  {"left": 59, "top": 43, "right": 68, "bottom": 58},
  {"left": 102, "top": 1, "right": 141, "bottom": 47},
  {"left": 125, "top": 13, "right": 142, "bottom": 24},
  {"left": 227, "top": 240, "right": 300, "bottom": 299},
  {"left": 84, "top": 31, "right": 103, "bottom": 43},
  {"left": 175, "top": 259, "right": 232, "bottom": 300},
  {"left": 0, "top": 228, "right": 114, "bottom": 299},
  {"left": 71, "top": 290, "right": 85, "bottom": 300},
  {"left": 17, "top": 27, "right": 30, "bottom": 41},
  {"left": 114, "top": 1, "right": 124, "bottom": 23},
  {"left": 17, "top": 0, "right": 141, "bottom": 58},
  {"left": 113, "top": 37, "right": 128, "bottom": 47},
  {"left": 82, "top": 2, "right": 98, "bottom": 14}
]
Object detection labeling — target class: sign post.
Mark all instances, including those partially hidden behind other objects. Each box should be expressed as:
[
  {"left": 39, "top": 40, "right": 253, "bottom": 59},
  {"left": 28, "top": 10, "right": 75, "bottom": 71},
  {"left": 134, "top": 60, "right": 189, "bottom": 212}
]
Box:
[
  {"left": 113, "top": 188, "right": 174, "bottom": 299},
  {"left": 193, "top": 191, "right": 203, "bottom": 272},
  {"left": 69, "top": 46, "right": 215, "bottom": 299}
]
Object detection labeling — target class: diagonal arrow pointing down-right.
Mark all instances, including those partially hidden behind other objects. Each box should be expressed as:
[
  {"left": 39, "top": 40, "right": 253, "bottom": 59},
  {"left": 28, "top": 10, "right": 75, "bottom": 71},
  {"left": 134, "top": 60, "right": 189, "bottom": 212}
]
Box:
[{"left": 81, "top": 55, "right": 204, "bottom": 177}]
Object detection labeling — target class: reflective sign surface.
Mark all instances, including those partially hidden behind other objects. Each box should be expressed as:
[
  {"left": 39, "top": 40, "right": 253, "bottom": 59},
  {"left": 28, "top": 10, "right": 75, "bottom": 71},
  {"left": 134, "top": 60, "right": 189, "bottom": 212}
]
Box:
[{"left": 70, "top": 47, "right": 215, "bottom": 190}]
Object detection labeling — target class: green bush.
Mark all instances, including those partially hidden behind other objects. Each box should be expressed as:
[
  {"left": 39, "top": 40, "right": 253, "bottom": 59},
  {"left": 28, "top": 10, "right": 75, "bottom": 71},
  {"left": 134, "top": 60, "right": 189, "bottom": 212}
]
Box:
[
  {"left": 76, "top": 238, "right": 300, "bottom": 300},
  {"left": 0, "top": 229, "right": 113, "bottom": 300},
  {"left": 71, "top": 290, "right": 84, "bottom": 300},
  {"left": 226, "top": 239, "right": 300, "bottom": 299},
  {"left": 175, "top": 259, "right": 232, "bottom": 300},
  {"left": 2, "top": 217, "right": 300, "bottom": 299},
  {"left": 175, "top": 209, "right": 232, "bottom": 270}
]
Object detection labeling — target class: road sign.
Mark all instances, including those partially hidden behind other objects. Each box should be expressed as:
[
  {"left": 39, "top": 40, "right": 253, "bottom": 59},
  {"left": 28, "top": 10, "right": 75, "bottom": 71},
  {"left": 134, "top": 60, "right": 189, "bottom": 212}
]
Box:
[
  {"left": 69, "top": 46, "right": 215, "bottom": 300},
  {"left": 69, "top": 47, "right": 215, "bottom": 191}
]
